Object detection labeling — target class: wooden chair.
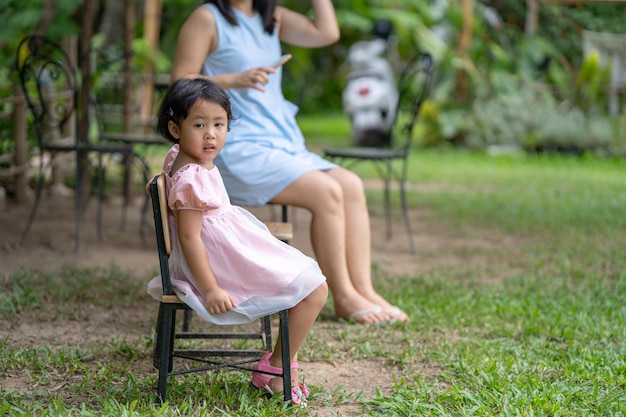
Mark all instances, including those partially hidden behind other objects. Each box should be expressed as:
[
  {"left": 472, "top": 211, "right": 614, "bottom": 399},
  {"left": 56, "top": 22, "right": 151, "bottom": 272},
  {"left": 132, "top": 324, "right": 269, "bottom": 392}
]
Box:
[
  {"left": 14, "top": 34, "right": 152, "bottom": 250},
  {"left": 148, "top": 173, "right": 293, "bottom": 404},
  {"left": 323, "top": 53, "right": 434, "bottom": 254}
]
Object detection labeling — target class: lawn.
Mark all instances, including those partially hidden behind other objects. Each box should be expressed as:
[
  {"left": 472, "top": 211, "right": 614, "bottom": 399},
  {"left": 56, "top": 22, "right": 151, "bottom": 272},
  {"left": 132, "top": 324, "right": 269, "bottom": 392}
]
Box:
[{"left": 1, "top": 114, "right": 625, "bottom": 415}]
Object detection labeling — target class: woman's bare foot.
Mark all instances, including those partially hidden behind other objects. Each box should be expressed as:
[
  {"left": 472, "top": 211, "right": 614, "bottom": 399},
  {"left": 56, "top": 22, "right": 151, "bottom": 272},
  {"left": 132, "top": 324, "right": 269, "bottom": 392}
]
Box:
[
  {"left": 361, "top": 291, "right": 410, "bottom": 322},
  {"left": 334, "top": 294, "right": 393, "bottom": 324}
]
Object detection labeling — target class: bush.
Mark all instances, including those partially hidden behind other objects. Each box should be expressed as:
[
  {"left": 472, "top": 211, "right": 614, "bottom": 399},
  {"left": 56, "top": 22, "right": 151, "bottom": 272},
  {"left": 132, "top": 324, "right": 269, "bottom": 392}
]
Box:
[{"left": 466, "top": 80, "right": 614, "bottom": 154}]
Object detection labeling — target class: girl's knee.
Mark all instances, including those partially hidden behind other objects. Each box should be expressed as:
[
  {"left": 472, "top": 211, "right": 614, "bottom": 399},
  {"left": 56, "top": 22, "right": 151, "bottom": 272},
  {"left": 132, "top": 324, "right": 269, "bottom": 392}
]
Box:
[{"left": 310, "top": 281, "right": 328, "bottom": 308}]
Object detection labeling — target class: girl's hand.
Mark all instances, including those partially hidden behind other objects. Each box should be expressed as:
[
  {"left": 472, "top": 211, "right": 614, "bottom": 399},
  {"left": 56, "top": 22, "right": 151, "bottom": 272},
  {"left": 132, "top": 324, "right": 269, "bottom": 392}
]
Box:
[
  {"left": 234, "top": 67, "right": 276, "bottom": 92},
  {"left": 204, "top": 287, "right": 237, "bottom": 314}
]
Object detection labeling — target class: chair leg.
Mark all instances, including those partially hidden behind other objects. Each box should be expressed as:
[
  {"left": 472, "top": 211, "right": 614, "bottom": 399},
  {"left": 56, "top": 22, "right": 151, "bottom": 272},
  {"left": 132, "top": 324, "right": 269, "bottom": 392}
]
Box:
[
  {"left": 138, "top": 155, "right": 152, "bottom": 243},
  {"left": 278, "top": 309, "right": 292, "bottom": 404},
  {"left": 156, "top": 304, "right": 176, "bottom": 404},
  {"left": 167, "top": 310, "right": 178, "bottom": 373},
  {"left": 153, "top": 305, "right": 165, "bottom": 369},
  {"left": 118, "top": 148, "right": 133, "bottom": 232},
  {"left": 260, "top": 315, "right": 272, "bottom": 351},
  {"left": 20, "top": 161, "right": 46, "bottom": 244},
  {"left": 96, "top": 155, "right": 106, "bottom": 241},
  {"left": 399, "top": 181, "right": 416, "bottom": 254},
  {"left": 182, "top": 309, "right": 193, "bottom": 332},
  {"left": 383, "top": 166, "right": 392, "bottom": 240},
  {"left": 75, "top": 149, "right": 87, "bottom": 251},
  {"left": 140, "top": 192, "right": 151, "bottom": 245}
]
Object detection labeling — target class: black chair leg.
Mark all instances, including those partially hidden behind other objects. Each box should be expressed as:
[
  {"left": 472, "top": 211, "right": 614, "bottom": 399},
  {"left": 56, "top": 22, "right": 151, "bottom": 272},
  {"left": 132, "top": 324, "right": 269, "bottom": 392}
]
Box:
[
  {"left": 138, "top": 156, "right": 152, "bottom": 245},
  {"left": 96, "top": 157, "right": 106, "bottom": 241},
  {"left": 153, "top": 305, "right": 165, "bottom": 369},
  {"left": 74, "top": 151, "right": 86, "bottom": 251},
  {"left": 156, "top": 305, "right": 175, "bottom": 404},
  {"left": 383, "top": 176, "right": 392, "bottom": 240},
  {"left": 278, "top": 309, "right": 292, "bottom": 404},
  {"left": 261, "top": 315, "right": 272, "bottom": 351},
  {"left": 399, "top": 181, "right": 416, "bottom": 254},
  {"left": 20, "top": 162, "right": 46, "bottom": 244},
  {"left": 182, "top": 309, "right": 193, "bottom": 332}
]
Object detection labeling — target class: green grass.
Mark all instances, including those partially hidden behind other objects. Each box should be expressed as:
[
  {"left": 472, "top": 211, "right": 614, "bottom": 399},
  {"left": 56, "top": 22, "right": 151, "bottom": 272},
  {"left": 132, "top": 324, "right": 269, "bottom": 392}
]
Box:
[{"left": 2, "top": 117, "right": 626, "bottom": 415}]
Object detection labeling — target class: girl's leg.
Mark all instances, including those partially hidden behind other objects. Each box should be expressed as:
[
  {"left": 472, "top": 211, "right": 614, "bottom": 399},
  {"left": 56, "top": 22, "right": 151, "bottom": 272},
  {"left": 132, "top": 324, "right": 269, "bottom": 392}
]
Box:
[
  {"left": 264, "top": 281, "right": 328, "bottom": 393},
  {"left": 326, "top": 168, "right": 410, "bottom": 322},
  {"left": 271, "top": 171, "right": 390, "bottom": 324}
]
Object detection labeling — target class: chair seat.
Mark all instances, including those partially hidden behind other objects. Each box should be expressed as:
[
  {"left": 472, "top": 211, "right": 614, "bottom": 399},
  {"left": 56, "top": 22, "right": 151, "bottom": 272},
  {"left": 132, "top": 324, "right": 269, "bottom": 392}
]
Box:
[
  {"left": 100, "top": 131, "right": 167, "bottom": 146},
  {"left": 265, "top": 221, "right": 293, "bottom": 242},
  {"left": 161, "top": 294, "right": 183, "bottom": 304},
  {"left": 43, "top": 142, "right": 132, "bottom": 153},
  {"left": 324, "top": 147, "right": 406, "bottom": 160}
]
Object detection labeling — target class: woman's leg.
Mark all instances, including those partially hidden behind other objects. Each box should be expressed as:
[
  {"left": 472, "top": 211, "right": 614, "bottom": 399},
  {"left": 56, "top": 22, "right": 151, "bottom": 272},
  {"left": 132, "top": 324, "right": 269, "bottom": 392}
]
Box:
[
  {"left": 326, "top": 168, "right": 409, "bottom": 322},
  {"left": 265, "top": 281, "right": 328, "bottom": 393},
  {"left": 271, "top": 170, "right": 391, "bottom": 324}
]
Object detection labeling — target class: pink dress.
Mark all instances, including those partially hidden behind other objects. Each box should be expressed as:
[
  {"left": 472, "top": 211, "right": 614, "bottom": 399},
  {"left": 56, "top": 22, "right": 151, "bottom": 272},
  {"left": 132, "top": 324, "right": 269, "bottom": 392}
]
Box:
[{"left": 147, "top": 162, "right": 326, "bottom": 325}]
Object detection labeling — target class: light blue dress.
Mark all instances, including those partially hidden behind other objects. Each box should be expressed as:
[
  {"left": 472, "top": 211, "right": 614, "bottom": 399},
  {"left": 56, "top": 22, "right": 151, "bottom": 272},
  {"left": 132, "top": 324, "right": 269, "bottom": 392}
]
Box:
[{"left": 200, "top": 3, "right": 337, "bottom": 206}]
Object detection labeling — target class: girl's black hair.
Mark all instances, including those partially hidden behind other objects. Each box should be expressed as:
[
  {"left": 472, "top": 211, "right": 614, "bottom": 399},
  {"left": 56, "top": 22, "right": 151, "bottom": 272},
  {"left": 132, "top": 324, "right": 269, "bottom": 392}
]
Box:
[
  {"left": 207, "top": 0, "right": 277, "bottom": 34},
  {"left": 156, "top": 78, "right": 234, "bottom": 144}
]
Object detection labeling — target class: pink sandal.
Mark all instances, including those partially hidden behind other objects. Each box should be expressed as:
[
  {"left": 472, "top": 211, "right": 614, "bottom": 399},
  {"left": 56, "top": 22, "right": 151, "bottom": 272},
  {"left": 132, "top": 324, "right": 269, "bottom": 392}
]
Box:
[
  {"left": 252, "top": 352, "right": 307, "bottom": 405},
  {"left": 290, "top": 361, "right": 310, "bottom": 398}
]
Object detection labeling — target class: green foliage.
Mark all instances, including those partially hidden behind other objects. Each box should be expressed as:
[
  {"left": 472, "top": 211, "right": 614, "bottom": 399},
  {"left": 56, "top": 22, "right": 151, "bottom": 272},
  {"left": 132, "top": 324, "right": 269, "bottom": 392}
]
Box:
[
  {"left": 465, "top": 79, "right": 613, "bottom": 152},
  {"left": 3, "top": 1, "right": 626, "bottom": 153},
  {"left": 0, "top": 0, "right": 82, "bottom": 75}
]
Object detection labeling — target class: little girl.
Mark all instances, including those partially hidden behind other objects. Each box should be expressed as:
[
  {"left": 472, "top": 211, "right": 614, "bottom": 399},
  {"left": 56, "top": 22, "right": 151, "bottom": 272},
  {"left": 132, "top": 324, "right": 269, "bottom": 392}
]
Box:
[{"left": 146, "top": 78, "right": 328, "bottom": 405}]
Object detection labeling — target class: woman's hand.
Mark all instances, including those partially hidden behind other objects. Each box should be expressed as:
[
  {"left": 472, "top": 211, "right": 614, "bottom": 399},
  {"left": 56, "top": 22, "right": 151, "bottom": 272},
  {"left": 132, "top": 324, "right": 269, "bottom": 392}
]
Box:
[
  {"left": 204, "top": 287, "right": 238, "bottom": 314},
  {"left": 232, "top": 67, "right": 277, "bottom": 92}
]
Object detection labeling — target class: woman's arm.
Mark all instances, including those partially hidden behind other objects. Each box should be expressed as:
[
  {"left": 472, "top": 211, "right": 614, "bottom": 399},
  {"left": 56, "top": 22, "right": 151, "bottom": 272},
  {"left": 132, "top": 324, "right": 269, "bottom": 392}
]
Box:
[
  {"left": 170, "top": 6, "right": 278, "bottom": 91},
  {"left": 170, "top": 7, "right": 215, "bottom": 82},
  {"left": 276, "top": 0, "right": 340, "bottom": 47},
  {"left": 177, "top": 208, "right": 237, "bottom": 314}
]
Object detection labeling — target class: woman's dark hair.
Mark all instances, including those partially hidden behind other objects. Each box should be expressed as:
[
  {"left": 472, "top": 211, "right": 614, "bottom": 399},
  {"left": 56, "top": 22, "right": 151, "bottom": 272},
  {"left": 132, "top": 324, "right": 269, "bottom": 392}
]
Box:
[
  {"left": 207, "top": 0, "right": 277, "bottom": 34},
  {"left": 156, "top": 78, "right": 234, "bottom": 144}
]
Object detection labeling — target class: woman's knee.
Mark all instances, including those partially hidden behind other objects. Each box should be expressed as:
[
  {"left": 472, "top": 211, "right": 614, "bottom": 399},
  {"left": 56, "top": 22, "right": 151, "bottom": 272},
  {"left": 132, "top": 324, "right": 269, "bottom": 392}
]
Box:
[
  {"left": 330, "top": 168, "right": 366, "bottom": 197},
  {"left": 306, "top": 179, "right": 345, "bottom": 213},
  {"left": 276, "top": 172, "right": 345, "bottom": 211}
]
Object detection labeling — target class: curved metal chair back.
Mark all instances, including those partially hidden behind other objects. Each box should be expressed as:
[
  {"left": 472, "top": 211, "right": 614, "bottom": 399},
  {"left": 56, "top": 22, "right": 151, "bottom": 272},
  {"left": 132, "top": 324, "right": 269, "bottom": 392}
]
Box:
[
  {"left": 324, "top": 53, "right": 435, "bottom": 253},
  {"left": 16, "top": 34, "right": 77, "bottom": 152},
  {"left": 395, "top": 53, "right": 435, "bottom": 153}
]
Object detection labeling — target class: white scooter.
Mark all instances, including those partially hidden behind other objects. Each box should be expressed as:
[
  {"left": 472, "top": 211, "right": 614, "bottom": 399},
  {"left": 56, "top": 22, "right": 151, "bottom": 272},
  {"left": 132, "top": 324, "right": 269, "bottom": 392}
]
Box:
[{"left": 342, "top": 21, "right": 399, "bottom": 147}]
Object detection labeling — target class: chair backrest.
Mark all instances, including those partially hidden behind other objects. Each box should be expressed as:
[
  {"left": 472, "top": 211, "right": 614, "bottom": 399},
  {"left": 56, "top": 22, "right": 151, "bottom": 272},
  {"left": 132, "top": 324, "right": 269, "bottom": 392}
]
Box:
[
  {"left": 149, "top": 173, "right": 174, "bottom": 295},
  {"left": 393, "top": 53, "right": 434, "bottom": 152},
  {"left": 15, "top": 34, "right": 78, "bottom": 148}
]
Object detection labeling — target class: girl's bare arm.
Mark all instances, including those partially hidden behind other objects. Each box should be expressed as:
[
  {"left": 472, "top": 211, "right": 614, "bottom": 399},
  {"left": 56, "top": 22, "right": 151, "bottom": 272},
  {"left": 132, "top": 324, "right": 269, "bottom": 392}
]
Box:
[{"left": 177, "top": 208, "right": 236, "bottom": 314}]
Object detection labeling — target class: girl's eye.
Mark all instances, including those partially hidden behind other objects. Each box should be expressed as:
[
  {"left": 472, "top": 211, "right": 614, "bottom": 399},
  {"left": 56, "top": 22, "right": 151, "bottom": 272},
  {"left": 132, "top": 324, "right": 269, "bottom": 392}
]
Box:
[
  {"left": 195, "top": 123, "right": 205, "bottom": 128},
  {"left": 215, "top": 122, "right": 224, "bottom": 128}
]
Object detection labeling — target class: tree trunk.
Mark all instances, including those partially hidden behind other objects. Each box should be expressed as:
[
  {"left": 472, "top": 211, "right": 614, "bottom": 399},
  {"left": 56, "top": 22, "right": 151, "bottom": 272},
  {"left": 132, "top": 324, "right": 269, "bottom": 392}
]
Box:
[
  {"left": 455, "top": 0, "right": 473, "bottom": 100},
  {"left": 141, "top": 0, "right": 163, "bottom": 129},
  {"left": 525, "top": 0, "right": 539, "bottom": 35}
]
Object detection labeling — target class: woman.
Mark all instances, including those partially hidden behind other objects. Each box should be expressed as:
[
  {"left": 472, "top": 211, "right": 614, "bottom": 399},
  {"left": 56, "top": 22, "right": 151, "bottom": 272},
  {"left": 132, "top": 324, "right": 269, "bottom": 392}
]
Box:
[{"left": 169, "top": 0, "right": 408, "bottom": 324}]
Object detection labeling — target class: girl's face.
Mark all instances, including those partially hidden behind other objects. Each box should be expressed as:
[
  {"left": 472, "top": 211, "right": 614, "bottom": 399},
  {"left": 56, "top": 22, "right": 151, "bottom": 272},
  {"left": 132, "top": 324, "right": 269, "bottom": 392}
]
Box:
[{"left": 169, "top": 99, "right": 228, "bottom": 168}]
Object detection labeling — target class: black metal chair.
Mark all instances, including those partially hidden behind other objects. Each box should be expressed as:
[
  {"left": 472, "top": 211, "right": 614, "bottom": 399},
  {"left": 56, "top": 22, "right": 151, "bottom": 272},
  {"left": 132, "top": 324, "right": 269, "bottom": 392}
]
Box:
[
  {"left": 14, "top": 34, "right": 152, "bottom": 250},
  {"left": 148, "top": 173, "right": 292, "bottom": 404},
  {"left": 89, "top": 46, "right": 169, "bottom": 237},
  {"left": 324, "top": 53, "right": 434, "bottom": 254}
]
